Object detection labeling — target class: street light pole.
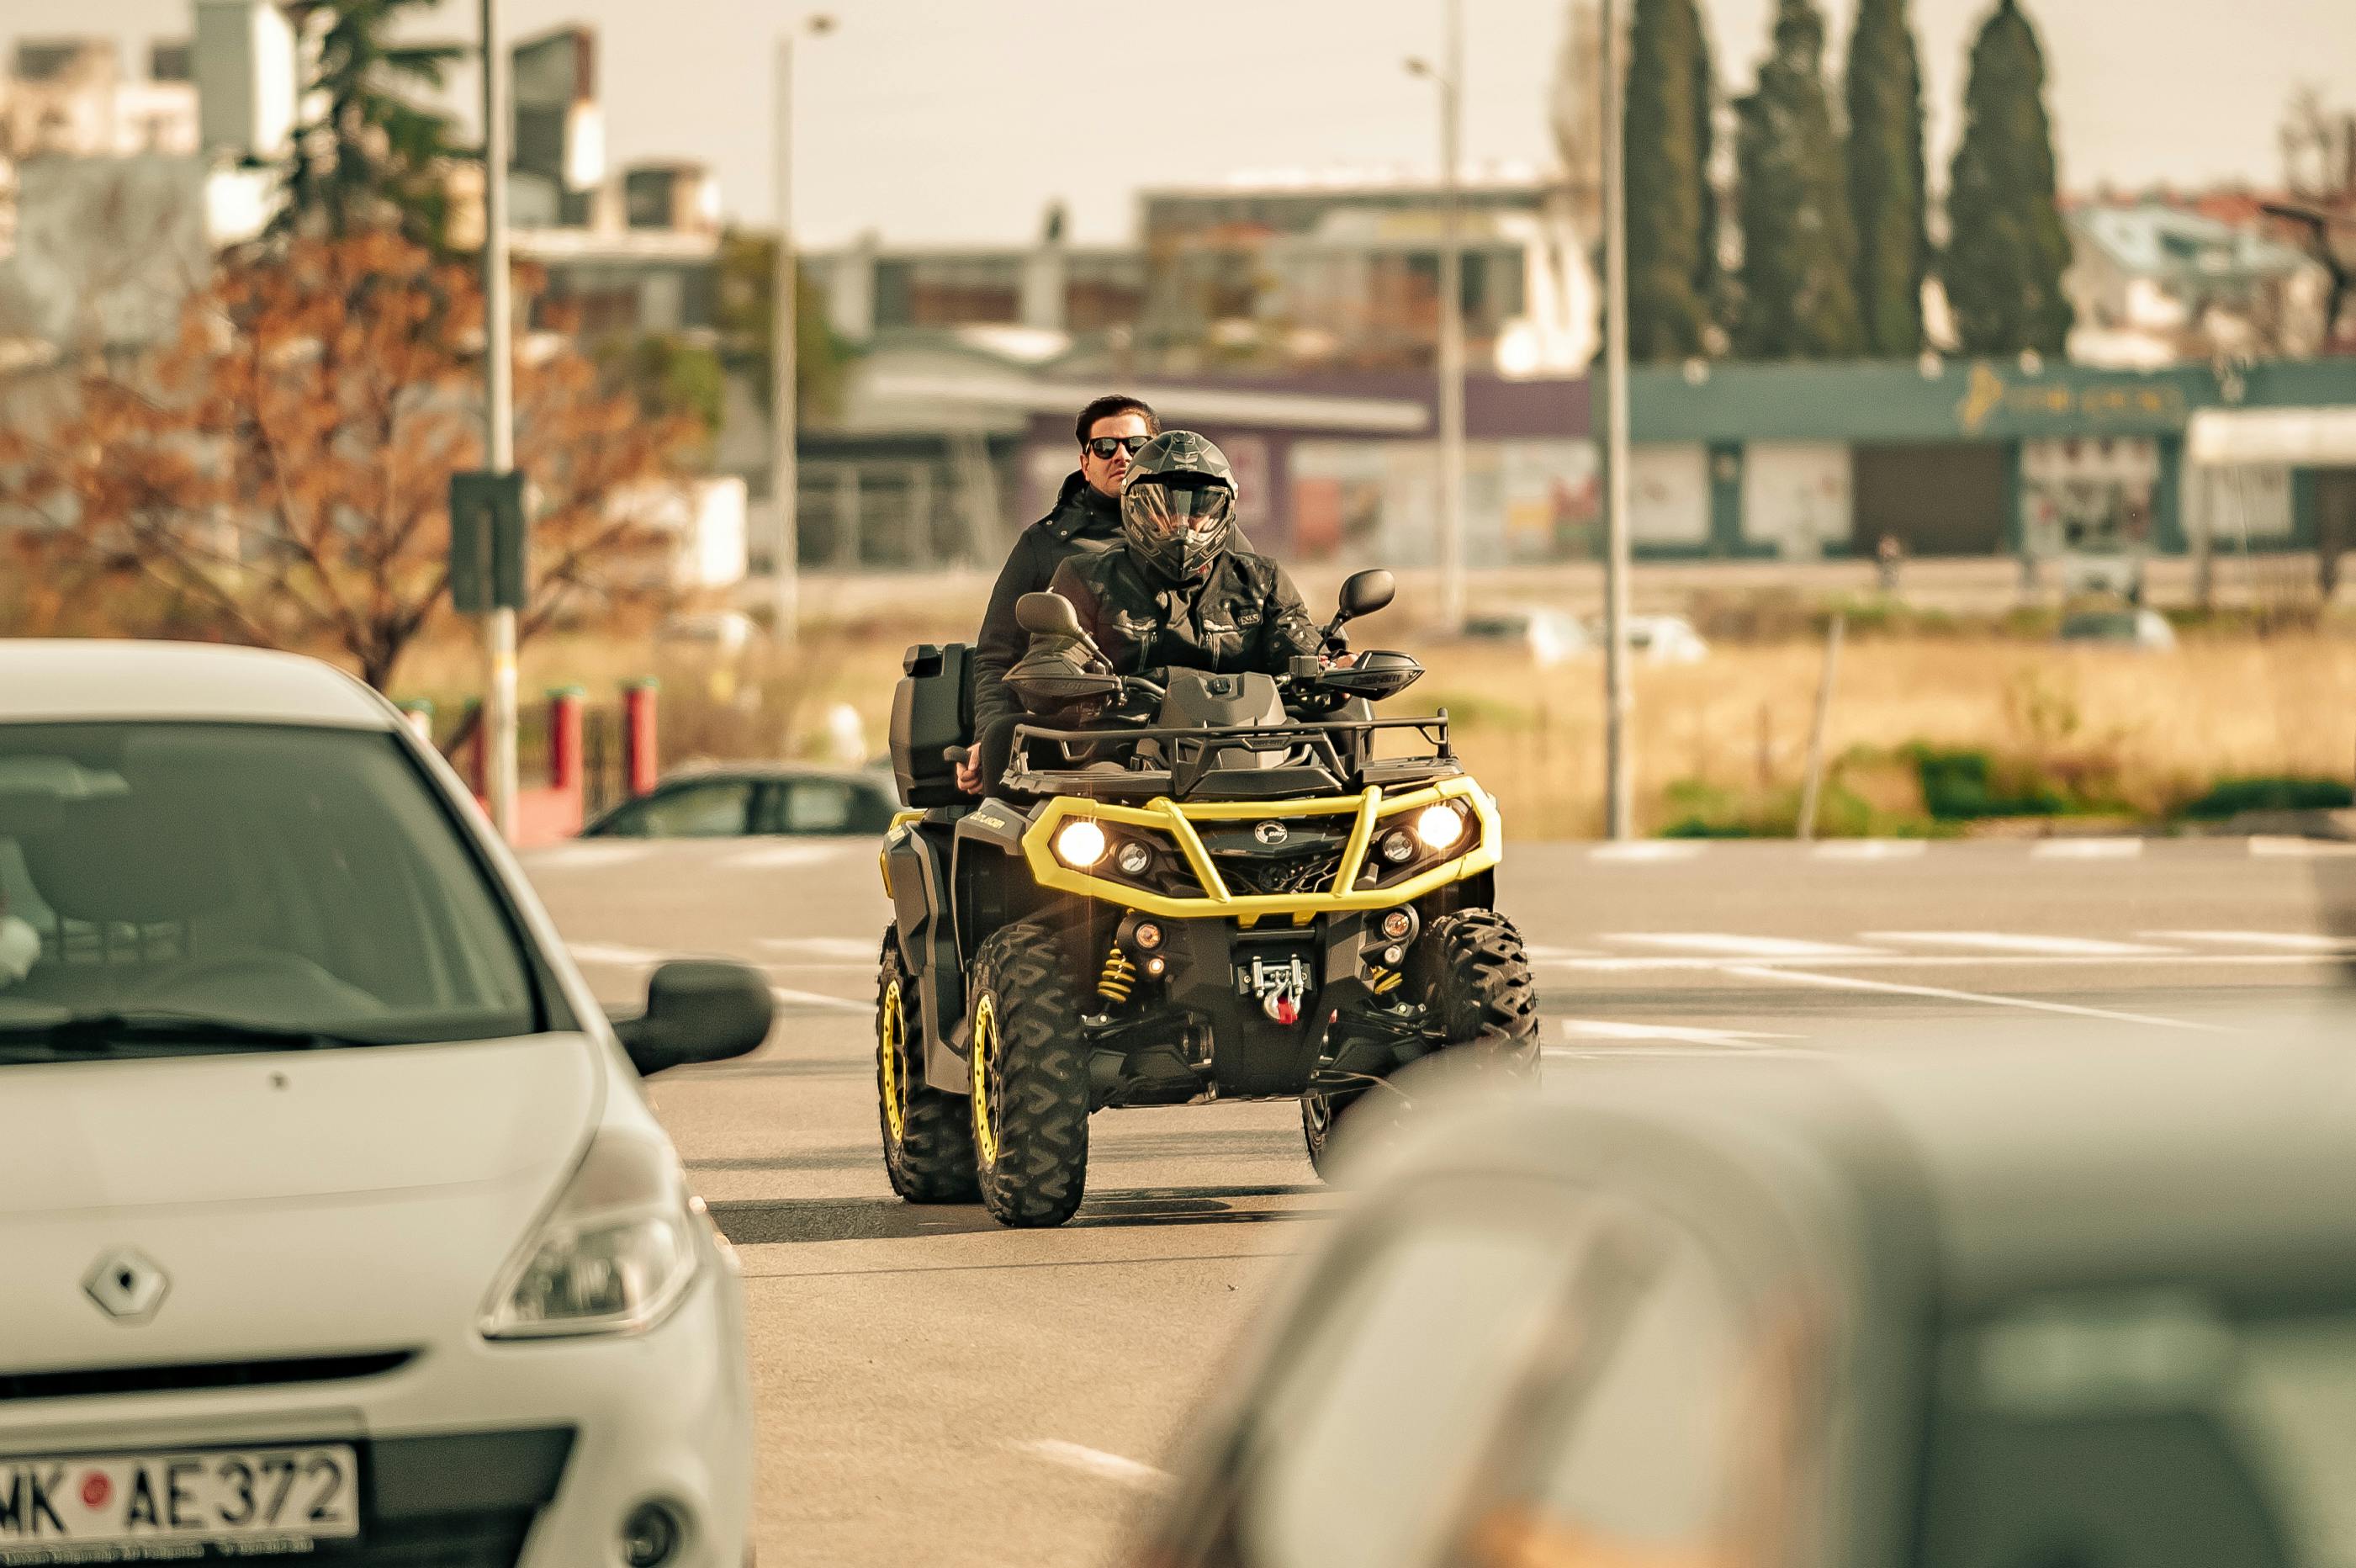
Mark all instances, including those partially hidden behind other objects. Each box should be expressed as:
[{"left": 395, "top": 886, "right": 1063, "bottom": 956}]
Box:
[
  {"left": 771, "top": 34, "right": 801, "bottom": 645},
  {"left": 1598, "top": 0, "right": 1634, "bottom": 839},
  {"left": 479, "top": 0, "right": 517, "bottom": 839},
  {"left": 1437, "top": 0, "right": 1466, "bottom": 634},
  {"left": 771, "top": 16, "right": 834, "bottom": 646},
  {"left": 1409, "top": 1, "right": 1467, "bottom": 633}
]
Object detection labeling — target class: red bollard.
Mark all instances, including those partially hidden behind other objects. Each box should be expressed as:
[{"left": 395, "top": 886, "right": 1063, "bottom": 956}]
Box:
[
  {"left": 547, "top": 686, "right": 585, "bottom": 794},
  {"left": 621, "top": 679, "right": 660, "bottom": 798}
]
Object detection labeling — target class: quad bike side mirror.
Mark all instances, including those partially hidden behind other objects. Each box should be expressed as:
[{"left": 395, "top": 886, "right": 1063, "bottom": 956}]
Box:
[
  {"left": 1015, "top": 591, "right": 1086, "bottom": 639},
  {"left": 1336, "top": 569, "right": 1396, "bottom": 624}
]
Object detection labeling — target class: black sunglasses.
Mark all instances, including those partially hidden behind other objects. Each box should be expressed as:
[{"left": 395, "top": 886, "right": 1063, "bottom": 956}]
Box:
[{"left": 1085, "top": 436, "right": 1151, "bottom": 459}]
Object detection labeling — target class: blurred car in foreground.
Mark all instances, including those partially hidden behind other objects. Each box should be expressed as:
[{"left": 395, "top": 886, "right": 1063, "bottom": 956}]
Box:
[
  {"left": 2058, "top": 607, "right": 2178, "bottom": 650},
  {"left": 1138, "top": 1030, "right": 2356, "bottom": 1568},
  {"left": 0, "top": 640, "right": 770, "bottom": 1568},
  {"left": 582, "top": 762, "right": 900, "bottom": 838}
]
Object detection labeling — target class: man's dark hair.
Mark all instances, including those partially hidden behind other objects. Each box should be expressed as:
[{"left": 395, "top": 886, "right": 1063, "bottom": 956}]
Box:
[{"left": 1075, "top": 395, "right": 1160, "bottom": 446}]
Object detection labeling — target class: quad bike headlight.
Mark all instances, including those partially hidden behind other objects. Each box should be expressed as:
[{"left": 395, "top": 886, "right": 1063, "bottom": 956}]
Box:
[
  {"left": 1378, "top": 829, "right": 1417, "bottom": 866},
  {"left": 1054, "top": 819, "right": 1109, "bottom": 869},
  {"left": 1115, "top": 840, "right": 1154, "bottom": 877},
  {"left": 1413, "top": 804, "right": 1469, "bottom": 853}
]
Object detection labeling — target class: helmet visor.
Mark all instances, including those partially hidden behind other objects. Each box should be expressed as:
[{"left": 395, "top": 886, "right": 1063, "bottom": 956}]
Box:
[{"left": 1124, "top": 479, "right": 1233, "bottom": 545}]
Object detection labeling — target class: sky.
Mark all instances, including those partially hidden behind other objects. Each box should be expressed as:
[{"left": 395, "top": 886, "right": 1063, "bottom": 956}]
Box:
[{"left": 9, "top": 0, "right": 2355, "bottom": 248}]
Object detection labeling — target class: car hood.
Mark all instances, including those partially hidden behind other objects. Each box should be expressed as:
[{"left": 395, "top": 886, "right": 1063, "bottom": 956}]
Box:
[
  {"left": 1, "top": 1035, "right": 599, "bottom": 1215},
  {"left": 1, "top": 1036, "right": 606, "bottom": 1371}
]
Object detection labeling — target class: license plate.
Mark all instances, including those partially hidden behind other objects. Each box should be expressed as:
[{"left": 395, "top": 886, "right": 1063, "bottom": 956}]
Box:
[{"left": 0, "top": 1444, "right": 359, "bottom": 1565}]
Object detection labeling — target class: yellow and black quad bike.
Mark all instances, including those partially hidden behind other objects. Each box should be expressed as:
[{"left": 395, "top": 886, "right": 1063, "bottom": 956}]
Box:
[{"left": 875, "top": 569, "right": 1539, "bottom": 1227}]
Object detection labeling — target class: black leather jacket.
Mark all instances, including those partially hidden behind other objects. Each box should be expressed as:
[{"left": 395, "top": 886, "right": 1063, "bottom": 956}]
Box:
[
  {"left": 1044, "top": 547, "right": 1324, "bottom": 682},
  {"left": 969, "top": 472, "right": 1125, "bottom": 765}
]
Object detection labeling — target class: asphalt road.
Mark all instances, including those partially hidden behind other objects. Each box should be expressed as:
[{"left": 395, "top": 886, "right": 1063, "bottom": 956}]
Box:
[{"left": 519, "top": 833, "right": 2356, "bottom": 1568}]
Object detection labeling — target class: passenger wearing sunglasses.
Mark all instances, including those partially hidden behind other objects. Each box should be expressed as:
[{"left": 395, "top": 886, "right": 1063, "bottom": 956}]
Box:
[{"left": 962, "top": 395, "right": 1162, "bottom": 795}]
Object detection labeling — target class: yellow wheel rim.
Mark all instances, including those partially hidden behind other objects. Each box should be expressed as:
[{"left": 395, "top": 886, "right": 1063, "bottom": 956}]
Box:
[
  {"left": 879, "top": 978, "right": 908, "bottom": 1144},
  {"left": 970, "top": 993, "right": 999, "bottom": 1167}
]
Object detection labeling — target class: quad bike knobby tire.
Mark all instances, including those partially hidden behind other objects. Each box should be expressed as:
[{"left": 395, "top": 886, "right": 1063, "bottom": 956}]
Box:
[
  {"left": 1301, "top": 908, "right": 1541, "bottom": 1178},
  {"left": 876, "top": 933, "right": 979, "bottom": 1203},
  {"left": 967, "top": 921, "right": 1092, "bottom": 1227}
]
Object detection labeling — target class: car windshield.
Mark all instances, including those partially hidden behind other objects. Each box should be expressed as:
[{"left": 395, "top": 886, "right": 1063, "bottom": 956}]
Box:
[
  {"left": 1920, "top": 1293, "right": 2356, "bottom": 1568},
  {"left": 0, "top": 722, "right": 541, "bottom": 1060}
]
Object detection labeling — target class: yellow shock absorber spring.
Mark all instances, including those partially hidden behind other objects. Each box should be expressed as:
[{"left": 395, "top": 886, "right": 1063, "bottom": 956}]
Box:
[
  {"left": 1369, "top": 967, "right": 1406, "bottom": 997},
  {"left": 1098, "top": 945, "right": 1138, "bottom": 1005}
]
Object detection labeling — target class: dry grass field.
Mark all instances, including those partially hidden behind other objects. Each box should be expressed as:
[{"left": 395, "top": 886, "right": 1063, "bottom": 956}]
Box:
[{"left": 397, "top": 618, "right": 2356, "bottom": 839}]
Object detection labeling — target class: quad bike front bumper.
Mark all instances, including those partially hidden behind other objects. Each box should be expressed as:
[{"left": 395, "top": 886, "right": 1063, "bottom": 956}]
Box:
[{"left": 1015, "top": 776, "right": 1503, "bottom": 920}]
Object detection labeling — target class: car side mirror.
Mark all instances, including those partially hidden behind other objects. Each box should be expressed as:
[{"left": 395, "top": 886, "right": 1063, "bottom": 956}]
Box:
[
  {"left": 1016, "top": 591, "right": 1085, "bottom": 639},
  {"left": 1336, "top": 569, "right": 1396, "bottom": 624},
  {"left": 611, "top": 960, "right": 774, "bottom": 1076}
]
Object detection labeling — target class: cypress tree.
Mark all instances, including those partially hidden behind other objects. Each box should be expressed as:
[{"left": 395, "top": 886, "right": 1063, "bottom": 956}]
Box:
[
  {"left": 1845, "top": 0, "right": 1928, "bottom": 354},
  {"left": 1733, "top": 0, "right": 1864, "bottom": 359},
  {"left": 1623, "top": 0, "right": 1713, "bottom": 359},
  {"left": 1945, "top": 0, "right": 2074, "bottom": 356},
  {"left": 278, "top": 0, "right": 463, "bottom": 246},
  {"left": 1691, "top": 19, "right": 1722, "bottom": 326}
]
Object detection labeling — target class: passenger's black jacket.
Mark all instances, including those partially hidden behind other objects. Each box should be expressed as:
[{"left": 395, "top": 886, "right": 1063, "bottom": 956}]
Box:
[
  {"left": 969, "top": 472, "right": 1125, "bottom": 771},
  {"left": 1044, "top": 547, "right": 1325, "bottom": 685}
]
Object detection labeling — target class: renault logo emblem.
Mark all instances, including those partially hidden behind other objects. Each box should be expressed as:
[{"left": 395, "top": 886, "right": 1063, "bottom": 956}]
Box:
[
  {"left": 84, "top": 1249, "right": 169, "bottom": 1324},
  {"left": 1253, "top": 821, "right": 1289, "bottom": 846}
]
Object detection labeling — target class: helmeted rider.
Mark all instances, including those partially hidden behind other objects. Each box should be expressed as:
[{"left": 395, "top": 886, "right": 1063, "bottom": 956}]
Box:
[{"left": 1043, "top": 430, "right": 1325, "bottom": 684}]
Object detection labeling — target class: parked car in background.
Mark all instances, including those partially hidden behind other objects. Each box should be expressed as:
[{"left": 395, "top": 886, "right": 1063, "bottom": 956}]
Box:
[
  {"left": 2058, "top": 607, "right": 2178, "bottom": 650},
  {"left": 1579, "top": 612, "right": 1711, "bottom": 664},
  {"left": 582, "top": 763, "right": 900, "bottom": 839},
  {"left": 0, "top": 641, "right": 771, "bottom": 1568},
  {"left": 1462, "top": 605, "right": 1590, "bottom": 667},
  {"left": 1138, "top": 1026, "right": 2356, "bottom": 1568},
  {"left": 654, "top": 609, "right": 759, "bottom": 653}
]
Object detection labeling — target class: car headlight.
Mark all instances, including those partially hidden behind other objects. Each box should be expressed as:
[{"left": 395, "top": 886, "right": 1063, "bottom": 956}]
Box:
[
  {"left": 1414, "top": 804, "right": 1469, "bottom": 853},
  {"left": 1054, "top": 819, "right": 1109, "bottom": 869},
  {"left": 481, "top": 1130, "right": 702, "bottom": 1340}
]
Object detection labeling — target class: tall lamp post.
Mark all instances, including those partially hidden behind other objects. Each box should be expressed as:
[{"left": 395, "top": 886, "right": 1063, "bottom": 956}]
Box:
[
  {"left": 1406, "top": 0, "right": 1467, "bottom": 633},
  {"left": 479, "top": 0, "right": 517, "bottom": 839},
  {"left": 1597, "top": 0, "right": 1634, "bottom": 839},
  {"left": 772, "top": 13, "right": 836, "bottom": 645}
]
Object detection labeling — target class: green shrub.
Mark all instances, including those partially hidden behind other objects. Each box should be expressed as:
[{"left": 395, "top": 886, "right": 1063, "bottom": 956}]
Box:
[{"left": 2180, "top": 776, "right": 2354, "bottom": 820}]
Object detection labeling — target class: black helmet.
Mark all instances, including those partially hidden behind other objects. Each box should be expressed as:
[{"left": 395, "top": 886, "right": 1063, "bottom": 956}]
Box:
[{"left": 1120, "top": 431, "right": 1237, "bottom": 584}]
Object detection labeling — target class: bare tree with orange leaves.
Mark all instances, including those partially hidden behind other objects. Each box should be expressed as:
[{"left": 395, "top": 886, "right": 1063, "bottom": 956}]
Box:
[{"left": 0, "top": 230, "right": 702, "bottom": 691}]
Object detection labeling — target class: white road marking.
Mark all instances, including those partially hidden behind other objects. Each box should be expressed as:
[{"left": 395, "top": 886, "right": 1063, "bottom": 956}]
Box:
[
  {"left": 1602, "top": 933, "right": 1886, "bottom": 959},
  {"left": 1554, "top": 1020, "right": 1798, "bottom": 1048},
  {"left": 1524, "top": 943, "right": 1607, "bottom": 961},
  {"left": 2249, "top": 836, "right": 2356, "bottom": 858},
  {"left": 769, "top": 985, "right": 869, "bottom": 1014},
  {"left": 1588, "top": 842, "right": 1707, "bottom": 862},
  {"left": 1719, "top": 964, "right": 2224, "bottom": 1030},
  {"left": 722, "top": 843, "right": 860, "bottom": 871},
  {"left": 1541, "top": 951, "right": 2337, "bottom": 973},
  {"left": 522, "top": 843, "right": 656, "bottom": 870},
  {"left": 1863, "top": 931, "right": 2177, "bottom": 957},
  {"left": 1013, "top": 1439, "right": 1170, "bottom": 1491},
  {"left": 566, "top": 940, "right": 670, "bottom": 967},
  {"left": 2142, "top": 930, "right": 2356, "bottom": 952},
  {"left": 2030, "top": 838, "right": 2143, "bottom": 860},
  {"left": 758, "top": 936, "right": 882, "bottom": 961},
  {"left": 1811, "top": 840, "right": 1929, "bottom": 860}
]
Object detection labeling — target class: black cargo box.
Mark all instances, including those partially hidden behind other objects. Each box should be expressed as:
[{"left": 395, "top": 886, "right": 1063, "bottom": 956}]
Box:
[{"left": 889, "top": 642, "right": 971, "bottom": 808}]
